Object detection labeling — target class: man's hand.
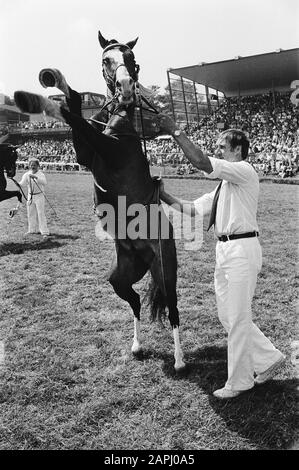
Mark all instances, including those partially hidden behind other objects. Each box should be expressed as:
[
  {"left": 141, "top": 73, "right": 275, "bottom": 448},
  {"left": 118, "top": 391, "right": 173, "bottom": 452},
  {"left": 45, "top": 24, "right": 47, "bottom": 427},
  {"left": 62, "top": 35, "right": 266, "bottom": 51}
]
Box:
[
  {"left": 157, "top": 114, "right": 179, "bottom": 135},
  {"left": 29, "top": 174, "right": 37, "bottom": 179}
]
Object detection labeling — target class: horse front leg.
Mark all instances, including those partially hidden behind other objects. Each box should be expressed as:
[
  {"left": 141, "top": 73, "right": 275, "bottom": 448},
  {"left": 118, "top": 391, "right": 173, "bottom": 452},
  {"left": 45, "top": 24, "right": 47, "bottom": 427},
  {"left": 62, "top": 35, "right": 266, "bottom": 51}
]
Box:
[{"left": 14, "top": 91, "right": 121, "bottom": 168}]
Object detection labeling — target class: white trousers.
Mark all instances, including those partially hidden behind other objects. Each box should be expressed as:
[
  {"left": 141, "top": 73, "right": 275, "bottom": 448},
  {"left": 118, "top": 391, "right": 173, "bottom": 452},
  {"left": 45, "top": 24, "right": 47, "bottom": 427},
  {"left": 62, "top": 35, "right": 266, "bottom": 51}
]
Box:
[
  {"left": 27, "top": 193, "right": 49, "bottom": 235},
  {"left": 214, "top": 237, "right": 283, "bottom": 391}
]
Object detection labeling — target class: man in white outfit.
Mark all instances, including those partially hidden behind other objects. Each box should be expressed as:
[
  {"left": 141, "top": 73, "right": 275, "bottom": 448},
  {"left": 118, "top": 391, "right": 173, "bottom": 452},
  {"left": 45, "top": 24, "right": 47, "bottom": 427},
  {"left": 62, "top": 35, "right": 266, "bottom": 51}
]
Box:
[
  {"left": 18, "top": 158, "right": 50, "bottom": 238},
  {"left": 157, "top": 115, "right": 285, "bottom": 399}
]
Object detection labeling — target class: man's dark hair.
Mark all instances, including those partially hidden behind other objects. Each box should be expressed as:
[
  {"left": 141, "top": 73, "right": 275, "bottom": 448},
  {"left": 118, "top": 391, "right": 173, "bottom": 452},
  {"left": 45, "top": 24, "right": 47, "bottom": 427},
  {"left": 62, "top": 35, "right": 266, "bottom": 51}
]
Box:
[{"left": 220, "top": 129, "right": 250, "bottom": 159}]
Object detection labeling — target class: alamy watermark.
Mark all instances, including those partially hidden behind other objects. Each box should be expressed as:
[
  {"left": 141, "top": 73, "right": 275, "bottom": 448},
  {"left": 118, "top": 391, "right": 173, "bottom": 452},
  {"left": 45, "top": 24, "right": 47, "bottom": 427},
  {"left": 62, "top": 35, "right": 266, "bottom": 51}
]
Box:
[{"left": 94, "top": 196, "right": 204, "bottom": 251}]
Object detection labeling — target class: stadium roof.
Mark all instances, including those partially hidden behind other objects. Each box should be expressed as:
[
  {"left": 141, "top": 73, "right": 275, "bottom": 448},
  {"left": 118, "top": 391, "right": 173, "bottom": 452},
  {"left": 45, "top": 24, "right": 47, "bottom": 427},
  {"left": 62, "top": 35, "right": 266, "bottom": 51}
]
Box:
[
  {"left": 0, "top": 103, "right": 30, "bottom": 122},
  {"left": 0, "top": 103, "right": 25, "bottom": 114},
  {"left": 168, "top": 48, "right": 299, "bottom": 97}
]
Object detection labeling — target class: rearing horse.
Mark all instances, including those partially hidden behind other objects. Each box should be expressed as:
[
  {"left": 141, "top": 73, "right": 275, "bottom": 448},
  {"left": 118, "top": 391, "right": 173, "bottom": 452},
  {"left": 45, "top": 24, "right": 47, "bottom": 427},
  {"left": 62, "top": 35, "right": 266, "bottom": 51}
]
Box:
[
  {"left": 14, "top": 30, "right": 186, "bottom": 371},
  {"left": 0, "top": 144, "right": 22, "bottom": 204}
]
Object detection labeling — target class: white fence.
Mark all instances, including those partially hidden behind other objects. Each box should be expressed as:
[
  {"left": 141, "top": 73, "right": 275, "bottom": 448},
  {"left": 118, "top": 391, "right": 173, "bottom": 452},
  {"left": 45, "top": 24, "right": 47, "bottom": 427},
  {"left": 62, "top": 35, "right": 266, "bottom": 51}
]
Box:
[{"left": 16, "top": 161, "right": 82, "bottom": 172}]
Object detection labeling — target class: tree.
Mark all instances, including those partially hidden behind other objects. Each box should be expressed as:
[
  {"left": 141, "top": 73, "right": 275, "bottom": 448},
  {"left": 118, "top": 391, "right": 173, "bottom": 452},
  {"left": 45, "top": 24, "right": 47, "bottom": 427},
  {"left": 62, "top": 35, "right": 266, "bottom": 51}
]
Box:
[{"left": 145, "top": 85, "right": 172, "bottom": 114}]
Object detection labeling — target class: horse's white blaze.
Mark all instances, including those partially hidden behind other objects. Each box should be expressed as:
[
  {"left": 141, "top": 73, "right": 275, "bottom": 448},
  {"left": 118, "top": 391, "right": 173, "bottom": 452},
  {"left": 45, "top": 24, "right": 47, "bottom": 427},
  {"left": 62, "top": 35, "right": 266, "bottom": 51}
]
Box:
[
  {"left": 104, "top": 49, "right": 134, "bottom": 103},
  {"left": 173, "top": 327, "right": 185, "bottom": 370},
  {"left": 131, "top": 317, "right": 141, "bottom": 353}
]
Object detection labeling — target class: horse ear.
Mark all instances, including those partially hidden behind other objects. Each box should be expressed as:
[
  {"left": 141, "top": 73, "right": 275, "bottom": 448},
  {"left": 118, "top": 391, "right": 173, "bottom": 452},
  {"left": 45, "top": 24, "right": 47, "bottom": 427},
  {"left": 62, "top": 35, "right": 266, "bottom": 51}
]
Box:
[
  {"left": 126, "top": 37, "right": 138, "bottom": 50},
  {"left": 98, "top": 30, "right": 109, "bottom": 49}
]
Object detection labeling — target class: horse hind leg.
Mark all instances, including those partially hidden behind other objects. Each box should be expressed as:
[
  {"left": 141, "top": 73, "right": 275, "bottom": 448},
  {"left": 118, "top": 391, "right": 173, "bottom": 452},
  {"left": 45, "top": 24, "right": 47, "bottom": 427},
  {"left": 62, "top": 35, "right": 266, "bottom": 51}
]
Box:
[
  {"left": 150, "top": 243, "right": 186, "bottom": 371},
  {"left": 108, "top": 246, "right": 149, "bottom": 355},
  {"left": 110, "top": 279, "right": 142, "bottom": 355},
  {"left": 172, "top": 317, "right": 185, "bottom": 372},
  {"left": 164, "top": 293, "right": 185, "bottom": 371}
]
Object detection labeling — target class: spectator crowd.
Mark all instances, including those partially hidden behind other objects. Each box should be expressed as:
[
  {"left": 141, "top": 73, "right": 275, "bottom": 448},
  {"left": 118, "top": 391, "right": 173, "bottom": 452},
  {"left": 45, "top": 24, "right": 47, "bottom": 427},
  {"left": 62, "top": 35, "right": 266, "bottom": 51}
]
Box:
[
  {"left": 12, "top": 120, "right": 69, "bottom": 131},
  {"left": 5, "top": 91, "right": 299, "bottom": 178},
  {"left": 17, "top": 139, "right": 76, "bottom": 163},
  {"left": 148, "top": 92, "right": 299, "bottom": 177}
]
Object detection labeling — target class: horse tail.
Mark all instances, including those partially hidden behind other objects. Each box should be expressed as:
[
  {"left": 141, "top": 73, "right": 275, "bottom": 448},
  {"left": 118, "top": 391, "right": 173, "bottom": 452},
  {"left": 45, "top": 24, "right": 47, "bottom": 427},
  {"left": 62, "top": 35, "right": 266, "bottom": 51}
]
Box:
[{"left": 146, "top": 273, "right": 167, "bottom": 323}]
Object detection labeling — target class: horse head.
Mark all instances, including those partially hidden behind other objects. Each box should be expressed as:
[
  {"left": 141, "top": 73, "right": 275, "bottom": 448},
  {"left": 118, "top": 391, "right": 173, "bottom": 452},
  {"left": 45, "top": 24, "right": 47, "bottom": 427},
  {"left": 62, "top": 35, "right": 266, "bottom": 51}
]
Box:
[
  {"left": 0, "top": 144, "right": 18, "bottom": 178},
  {"left": 98, "top": 30, "right": 139, "bottom": 106}
]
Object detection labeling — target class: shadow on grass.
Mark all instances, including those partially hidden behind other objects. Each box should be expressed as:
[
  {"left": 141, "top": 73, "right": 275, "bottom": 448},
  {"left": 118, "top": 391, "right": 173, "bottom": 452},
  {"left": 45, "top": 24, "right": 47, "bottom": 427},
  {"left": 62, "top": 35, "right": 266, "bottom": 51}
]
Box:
[
  {"left": 147, "top": 345, "right": 297, "bottom": 450},
  {"left": 0, "top": 234, "right": 80, "bottom": 256}
]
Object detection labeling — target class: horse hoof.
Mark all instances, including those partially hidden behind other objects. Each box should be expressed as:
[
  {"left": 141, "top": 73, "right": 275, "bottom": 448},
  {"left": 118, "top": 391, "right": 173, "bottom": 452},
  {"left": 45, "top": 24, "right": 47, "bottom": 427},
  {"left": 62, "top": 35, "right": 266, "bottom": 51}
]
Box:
[
  {"left": 14, "top": 91, "right": 44, "bottom": 114},
  {"left": 174, "top": 361, "right": 186, "bottom": 373},
  {"left": 39, "top": 69, "right": 59, "bottom": 88},
  {"left": 131, "top": 343, "right": 142, "bottom": 355},
  {"left": 39, "top": 68, "right": 70, "bottom": 98},
  {"left": 131, "top": 343, "right": 143, "bottom": 356}
]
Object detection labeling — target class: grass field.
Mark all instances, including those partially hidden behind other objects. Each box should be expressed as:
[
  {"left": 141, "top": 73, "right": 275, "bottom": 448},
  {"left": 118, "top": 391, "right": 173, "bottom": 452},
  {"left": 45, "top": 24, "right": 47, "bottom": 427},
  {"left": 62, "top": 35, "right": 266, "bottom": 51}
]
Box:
[{"left": 0, "top": 172, "right": 298, "bottom": 450}]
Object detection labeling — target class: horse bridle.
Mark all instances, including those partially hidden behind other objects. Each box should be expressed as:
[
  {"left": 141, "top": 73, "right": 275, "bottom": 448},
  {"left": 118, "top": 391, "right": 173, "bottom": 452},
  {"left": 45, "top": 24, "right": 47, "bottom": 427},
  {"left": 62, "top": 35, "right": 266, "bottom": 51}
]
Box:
[
  {"left": 100, "top": 42, "right": 158, "bottom": 134},
  {"left": 102, "top": 43, "right": 140, "bottom": 94}
]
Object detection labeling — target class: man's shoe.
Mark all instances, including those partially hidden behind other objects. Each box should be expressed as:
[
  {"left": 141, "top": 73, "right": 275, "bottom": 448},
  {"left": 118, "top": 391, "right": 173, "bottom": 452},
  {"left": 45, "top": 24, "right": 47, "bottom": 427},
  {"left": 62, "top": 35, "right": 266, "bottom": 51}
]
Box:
[
  {"left": 213, "top": 387, "right": 250, "bottom": 399},
  {"left": 255, "top": 355, "right": 286, "bottom": 385}
]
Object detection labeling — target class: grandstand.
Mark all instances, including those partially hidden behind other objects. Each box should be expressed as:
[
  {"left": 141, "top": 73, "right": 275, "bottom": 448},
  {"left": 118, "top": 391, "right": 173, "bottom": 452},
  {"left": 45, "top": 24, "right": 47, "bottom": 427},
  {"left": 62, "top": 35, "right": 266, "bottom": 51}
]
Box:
[
  {"left": 167, "top": 48, "right": 299, "bottom": 126},
  {"left": 48, "top": 91, "right": 106, "bottom": 120},
  {"left": 0, "top": 103, "right": 30, "bottom": 125},
  {"left": 1, "top": 49, "right": 298, "bottom": 179},
  {"left": 160, "top": 48, "right": 299, "bottom": 178}
]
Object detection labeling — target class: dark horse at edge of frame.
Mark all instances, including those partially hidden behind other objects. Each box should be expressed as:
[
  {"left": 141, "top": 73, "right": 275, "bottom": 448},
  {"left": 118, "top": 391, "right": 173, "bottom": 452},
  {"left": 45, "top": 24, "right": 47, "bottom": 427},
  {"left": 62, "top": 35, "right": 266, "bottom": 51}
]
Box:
[
  {"left": 0, "top": 143, "right": 22, "bottom": 204},
  {"left": 14, "top": 29, "right": 186, "bottom": 371}
]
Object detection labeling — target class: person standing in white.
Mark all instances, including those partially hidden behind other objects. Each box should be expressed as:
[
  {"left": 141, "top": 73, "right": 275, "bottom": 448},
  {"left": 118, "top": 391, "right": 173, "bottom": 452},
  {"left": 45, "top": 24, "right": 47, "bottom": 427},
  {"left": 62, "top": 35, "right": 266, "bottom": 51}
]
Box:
[
  {"left": 157, "top": 116, "right": 285, "bottom": 400},
  {"left": 18, "top": 158, "right": 50, "bottom": 238}
]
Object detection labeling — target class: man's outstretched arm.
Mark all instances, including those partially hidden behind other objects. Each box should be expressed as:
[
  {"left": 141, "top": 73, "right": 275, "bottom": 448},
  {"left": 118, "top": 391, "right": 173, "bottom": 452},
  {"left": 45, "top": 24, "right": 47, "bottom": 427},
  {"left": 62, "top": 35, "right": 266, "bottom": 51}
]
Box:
[{"left": 157, "top": 114, "right": 213, "bottom": 174}]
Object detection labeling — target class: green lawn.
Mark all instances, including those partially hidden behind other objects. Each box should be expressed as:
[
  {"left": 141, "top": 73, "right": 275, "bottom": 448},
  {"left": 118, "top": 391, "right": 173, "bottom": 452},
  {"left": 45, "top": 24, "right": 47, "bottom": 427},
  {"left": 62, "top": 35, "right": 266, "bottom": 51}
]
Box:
[{"left": 0, "top": 172, "right": 297, "bottom": 450}]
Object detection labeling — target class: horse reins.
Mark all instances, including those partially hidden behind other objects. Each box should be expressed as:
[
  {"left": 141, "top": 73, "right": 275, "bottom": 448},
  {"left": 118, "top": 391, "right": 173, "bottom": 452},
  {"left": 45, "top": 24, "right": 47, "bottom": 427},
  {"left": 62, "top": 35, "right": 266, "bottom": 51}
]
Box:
[
  {"left": 33, "top": 179, "right": 58, "bottom": 217},
  {"left": 10, "top": 175, "right": 58, "bottom": 218},
  {"left": 9, "top": 177, "right": 27, "bottom": 201}
]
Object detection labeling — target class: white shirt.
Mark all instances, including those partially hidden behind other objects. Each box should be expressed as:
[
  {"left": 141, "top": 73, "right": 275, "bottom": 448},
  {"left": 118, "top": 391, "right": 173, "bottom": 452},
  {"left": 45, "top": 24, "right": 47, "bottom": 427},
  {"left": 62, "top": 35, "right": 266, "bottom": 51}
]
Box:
[
  {"left": 194, "top": 157, "right": 259, "bottom": 237},
  {"left": 19, "top": 170, "right": 47, "bottom": 196}
]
